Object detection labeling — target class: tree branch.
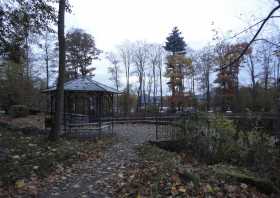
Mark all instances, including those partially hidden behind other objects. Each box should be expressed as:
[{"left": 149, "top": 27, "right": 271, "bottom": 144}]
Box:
[
  {"left": 254, "top": 38, "right": 280, "bottom": 47},
  {"left": 218, "top": 4, "right": 280, "bottom": 71},
  {"left": 229, "top": 16, "right": 280, "bottom": 40}
]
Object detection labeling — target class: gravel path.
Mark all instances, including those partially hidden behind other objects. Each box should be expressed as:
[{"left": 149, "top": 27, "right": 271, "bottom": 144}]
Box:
[{"left": 39, "top": 124, "right": 156, "bottom": 198}]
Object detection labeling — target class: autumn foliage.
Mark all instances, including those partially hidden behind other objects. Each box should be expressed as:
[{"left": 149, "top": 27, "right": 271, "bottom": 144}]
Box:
[{"left": 215, "top": 42, "right": 252, "bottom": 111}]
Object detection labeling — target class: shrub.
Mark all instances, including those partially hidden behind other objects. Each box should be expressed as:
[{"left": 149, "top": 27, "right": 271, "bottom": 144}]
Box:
[
  {"left": 180, "top": 114, "right": 277, "bottom": 165},
  {"left": 180, "top": 114, "right": 239, "bottom": 163},
  {"left": 8, "top": 105, "right": 29, "bottom": 118},
  {"left": 208, "top": 116, "right": 243, "bottom": 163},
  {"left": 176, "top": 113, "right": 280, "bottom": 187}
]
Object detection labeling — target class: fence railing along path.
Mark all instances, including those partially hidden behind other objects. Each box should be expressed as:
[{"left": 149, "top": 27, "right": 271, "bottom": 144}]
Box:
[
  {"left": 62, "top": 113, "right": 185, "bottom": 140},
  {"left": 61, "top": 112, "right": 280, "bottom": 142}
]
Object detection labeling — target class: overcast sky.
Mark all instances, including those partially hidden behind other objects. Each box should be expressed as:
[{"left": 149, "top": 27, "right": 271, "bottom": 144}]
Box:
[{"left": 65, "top": 0, "right": 277, "bottom": 91}]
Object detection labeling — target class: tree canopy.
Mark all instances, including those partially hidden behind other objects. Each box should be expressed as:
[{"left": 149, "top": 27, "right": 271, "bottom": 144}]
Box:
[
  {"left": 0, "top": 0, "right": 57, "bottom": 57},
  {"left": 65, "top": 28, "right": 101, "bottom": 79},
  {"left": 164, "top": 27, "right": 187, "bottom": 54}
]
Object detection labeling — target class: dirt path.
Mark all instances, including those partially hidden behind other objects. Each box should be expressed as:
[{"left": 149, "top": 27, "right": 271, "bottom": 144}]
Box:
[{"left": 39, "top": 124, "right": 156, "bottom": 198}]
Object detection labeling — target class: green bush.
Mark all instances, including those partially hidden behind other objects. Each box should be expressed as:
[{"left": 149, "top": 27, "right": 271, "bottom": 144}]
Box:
[
  {"left": 208, "top": 116, "right": 243, "bottom": 163},
  {"left": 177, "top": 114, "right": 280, "bottom": 187},
  {"left": 181, "top": 114, "right": 277, "bottom": 165},
  {"left": 245, "top": 131, "right": 275, "bottom": 168},
  {"left": 8, "top": 105, "right": 29, "bottom": 118}
]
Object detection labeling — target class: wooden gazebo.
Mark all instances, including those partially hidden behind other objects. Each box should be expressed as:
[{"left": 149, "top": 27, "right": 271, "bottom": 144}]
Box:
[{"left": 43, "top": 76, "right": 119, "bottom": 124}]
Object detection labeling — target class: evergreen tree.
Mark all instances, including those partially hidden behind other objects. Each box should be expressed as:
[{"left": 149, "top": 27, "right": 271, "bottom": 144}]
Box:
[
  {"left": 164, "top": 27, "right": 190, "bottom": 111},
  {"left": 164, "top": 27, "right": 186, "bottom": 54}
]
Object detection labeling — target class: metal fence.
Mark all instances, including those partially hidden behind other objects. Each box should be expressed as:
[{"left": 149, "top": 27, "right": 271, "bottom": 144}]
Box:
[{"left": 61, "top": 112, "right": 280, "bottom": 145}]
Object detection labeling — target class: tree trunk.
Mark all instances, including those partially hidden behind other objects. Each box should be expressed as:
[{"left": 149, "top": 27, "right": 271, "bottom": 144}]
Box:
[
  {"left": 143, "top": 73, "right": 147, "bottom": 111},
  {"left": 115, "top": 63, "right": 119, "bottom": 113},
  {"left": 45, "top": 39, "right": 50, "bottom": 113},
  {"left": 277, "top": 59, "right": 280, "bottom": 89},
  {"left": 25, "top": 35, "right": 30, "bottom": 80},
  {"left": 206, "top": 68, "right": 210, "bottom": 111},
  {"left": 45, "top": 41, "right": 49, "bottom": 89},
  {"left": 264, "top": 56, "right": 270, "bottom": 91},
  {"left": 249, "top": 55, "right": 257, "bottom": 110},
  {"left": 126, "top": 66, "right": 130, "bottom": 114},
  {"left": 49, "top": 0, "right": 66, "bottom": 141},
  {"left": 153, "top": 63, "right": 156, "bottom": 106},
  {"left": 192, "top": 74, "right": 195, "bottom": 95},
  {"left": 137, "top": 75, "right": 142, "bottom": 112},
  {"left": 159, "top": 66, "right": 163, "bottom": 109}
]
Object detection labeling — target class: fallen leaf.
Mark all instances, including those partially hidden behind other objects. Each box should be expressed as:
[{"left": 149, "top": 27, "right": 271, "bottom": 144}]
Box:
[
  {"left": 225, "top": 184, "right": 237, "bottom": 193},
  {"left": 136, "top": 192, "right": 141, "bottom": 198},
  {"left": 171, "top": 186, "right": 177, "bottom": 193},
  {"left": 240, "top": 183, "right": 248, "bottom": 189},
  {"left": 12, "top": 155, "right": 20, "bottom": 159},
  {"left": 206, "top": 184, "right": 214, "bottom": 193},
  {"left": 15, "top": 180, "right": 25, "bottom": 189},
  {"left": 178, "top": 186, "right": 186, "bottom": 193},
  {"left": 73, "top": 184, "right": 80, "bottom": 188},
  {"left": 118, "top": 173, "right": 124, "bottom": 178}
]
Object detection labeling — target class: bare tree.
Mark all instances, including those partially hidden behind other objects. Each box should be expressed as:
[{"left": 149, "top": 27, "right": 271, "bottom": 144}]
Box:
[
  {"left": 106, "top": 52, "right": 121, "bottom": 113},
  {"left": 274, "top": 56, "right": 280, "bottom": 88},
  {"left": 246, "top": 53, "right": 259, "bottom": 109},
  {"left": 259, "top": 43, "right": 273, "bottom": 90},
  {"left": 188, "top": 49, "right": 197, "bottom": 95},
  {"left": 132, "top": 41, "right": 149, "bottom": 111},
  {"left": 146, "top": 72, "right": 153, "bottom": 105},
  {"left": 106, "top": 52, "right": 121, "bottom": 91},
  {"left": 148, "top": 43, "right": 164, "bottom": 107},
  {"left": 196, "top": 46, "right": 214, "bottom": 111},
  {"left": 220, "top": 2, "right": 280, "bottom": 70},
  {"left": 40, "top": 31, "right": 57, "bottom": 88},
  {"left": 156, "top": 47, "right": 165, "bottom": 109},
  {"left": 118, "top": 41, "right": 133, "bottom": 113}
]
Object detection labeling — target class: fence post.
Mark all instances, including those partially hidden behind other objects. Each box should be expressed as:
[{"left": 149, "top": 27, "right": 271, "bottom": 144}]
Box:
[
  {"left": 98, "top": 117, "right": 102, "bottom": 137},
  {"left": 184, "top": 114, "right": 187, "bottom": 137},
  {"left": 111, "top": 117, "right": 114, "bottom": 135},
  {"left": 155, "top": 115, "right": 158, "bottom": 141}
]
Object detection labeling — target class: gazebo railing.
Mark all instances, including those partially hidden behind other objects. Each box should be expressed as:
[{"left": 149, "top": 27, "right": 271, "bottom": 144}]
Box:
[
  {"left": 63, "top": 113, "right": 114, "bottom": 137},
  {"left": 64, "top": 113, "right": 89, "bottom": 125}
]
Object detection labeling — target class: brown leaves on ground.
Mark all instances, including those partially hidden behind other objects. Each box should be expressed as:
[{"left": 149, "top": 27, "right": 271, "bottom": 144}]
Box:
[
  {"left": 0, "top": 114, "right": 45, "bottom": 129},
  {"left": 0, "top": 126, "right": 113, "bottom": 197},
  {"left": 114, "top": 144, "right": 271, "bottom": 198},
  {"left": 0, "top": 121, "right": 277, "bottom": 198}
]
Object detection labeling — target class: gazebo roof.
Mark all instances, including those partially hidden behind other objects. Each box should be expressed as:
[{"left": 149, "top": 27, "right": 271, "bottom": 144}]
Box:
[{"left": 43, "top": 76, "right": 120, "bottom": 94}]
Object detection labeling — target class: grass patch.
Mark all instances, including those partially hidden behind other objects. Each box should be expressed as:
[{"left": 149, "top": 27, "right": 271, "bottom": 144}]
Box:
[{"left": 137, "top": 144, "right": 178, "bottom": 164}]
